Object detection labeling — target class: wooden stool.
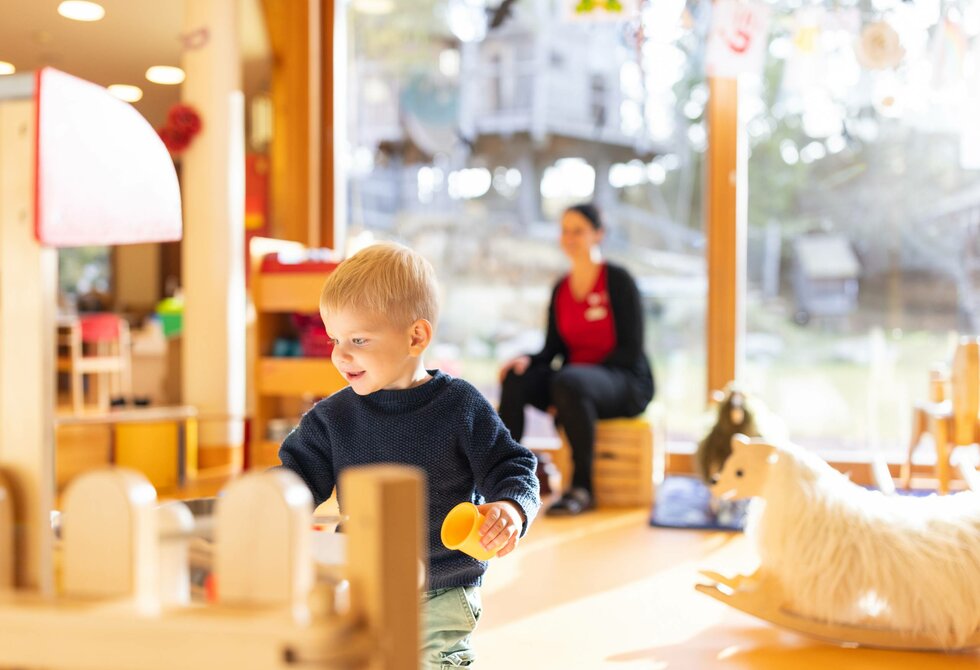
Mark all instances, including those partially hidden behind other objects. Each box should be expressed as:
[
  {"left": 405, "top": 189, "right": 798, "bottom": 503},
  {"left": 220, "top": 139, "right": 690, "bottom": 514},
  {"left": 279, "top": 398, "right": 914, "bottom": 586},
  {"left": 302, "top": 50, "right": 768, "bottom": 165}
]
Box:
[{"left": 556, "top": 417, "right": 658, "bottom": 508}]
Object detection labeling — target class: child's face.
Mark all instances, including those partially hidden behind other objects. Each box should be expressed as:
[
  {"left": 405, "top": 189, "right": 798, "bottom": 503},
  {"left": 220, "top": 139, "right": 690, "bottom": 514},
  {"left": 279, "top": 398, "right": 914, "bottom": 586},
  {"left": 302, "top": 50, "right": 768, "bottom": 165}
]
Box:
[{"left": 322, "top": 307, "right": 429, "bottom": 395}]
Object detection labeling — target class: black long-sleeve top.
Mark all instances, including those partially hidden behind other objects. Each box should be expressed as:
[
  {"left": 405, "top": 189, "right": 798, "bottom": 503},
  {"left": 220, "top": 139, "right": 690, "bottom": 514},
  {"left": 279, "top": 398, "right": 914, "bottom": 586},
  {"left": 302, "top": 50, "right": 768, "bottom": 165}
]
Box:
[
  {"left": 529, "top": 262, "right": 654, "bottom": 410},
  {"left": 279, "top": 370, "right": 541, "bottom": 591}
]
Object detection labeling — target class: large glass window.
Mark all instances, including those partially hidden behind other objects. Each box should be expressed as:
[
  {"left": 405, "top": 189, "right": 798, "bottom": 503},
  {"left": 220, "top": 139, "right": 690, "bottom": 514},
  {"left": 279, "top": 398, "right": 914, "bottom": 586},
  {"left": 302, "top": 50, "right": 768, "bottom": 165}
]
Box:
[
  {"left": 344, "top": 0, "right": 707, "bottom": 447},
  {"left": 344, "top": 0, "right": 980, "bottom": 461},
  {"left": 743, "top": 1, "right": 980, "bottom": 458},
  {"left": 58, "top": 247, "right": 112, "bottom": 313}
]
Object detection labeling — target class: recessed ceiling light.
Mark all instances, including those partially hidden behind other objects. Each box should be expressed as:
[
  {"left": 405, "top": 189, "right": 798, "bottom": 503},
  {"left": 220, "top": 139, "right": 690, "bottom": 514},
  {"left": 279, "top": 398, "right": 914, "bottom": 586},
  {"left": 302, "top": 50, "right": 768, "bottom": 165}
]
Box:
[
  {"left": 351, "top": 0, "right": 394, "bottom": 15},
  {"left": 0, "top": 61, "right": 15, "bottom": 75},
  {"left": 57, "top": 1, "right": 106, "bottom": 22},
  {"left": 107, "top": 84, "right": 143, "bottom": 103},
  {"left": 145, "top": 66, "right": 185, "bottom": 85}
]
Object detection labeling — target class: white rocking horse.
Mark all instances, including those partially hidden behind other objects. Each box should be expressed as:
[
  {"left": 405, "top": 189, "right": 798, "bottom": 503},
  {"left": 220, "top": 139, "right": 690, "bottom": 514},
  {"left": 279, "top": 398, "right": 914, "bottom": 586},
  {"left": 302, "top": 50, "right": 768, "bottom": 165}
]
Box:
[{"left": 696, "top": 435, "right": 980, "bottom": 651}]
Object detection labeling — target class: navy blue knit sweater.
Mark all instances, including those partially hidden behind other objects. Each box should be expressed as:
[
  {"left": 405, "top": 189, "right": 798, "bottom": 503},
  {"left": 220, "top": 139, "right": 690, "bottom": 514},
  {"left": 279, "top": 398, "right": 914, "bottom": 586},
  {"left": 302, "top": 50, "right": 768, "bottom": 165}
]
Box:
[{"left": 279, "top": 369, "right": 540, "bottom": 591}]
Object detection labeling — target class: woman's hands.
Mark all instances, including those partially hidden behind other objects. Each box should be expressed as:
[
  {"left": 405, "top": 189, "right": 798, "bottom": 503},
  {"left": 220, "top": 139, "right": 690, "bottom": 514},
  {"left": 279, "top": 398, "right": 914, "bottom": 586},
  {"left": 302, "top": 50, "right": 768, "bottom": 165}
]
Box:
[
  {"left": 498, "top": 355, "right": 531, "bottom": 383},
  {"left": 476, "top": 500, "right": 525, "bottom": 558}
]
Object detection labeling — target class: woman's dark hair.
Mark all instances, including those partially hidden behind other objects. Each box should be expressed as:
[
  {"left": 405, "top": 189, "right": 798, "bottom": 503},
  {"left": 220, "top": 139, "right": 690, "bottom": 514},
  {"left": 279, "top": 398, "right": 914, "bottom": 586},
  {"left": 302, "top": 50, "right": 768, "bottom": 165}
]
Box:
[{"left": 566, "top": 203, "right": 603, "bottom": 230}]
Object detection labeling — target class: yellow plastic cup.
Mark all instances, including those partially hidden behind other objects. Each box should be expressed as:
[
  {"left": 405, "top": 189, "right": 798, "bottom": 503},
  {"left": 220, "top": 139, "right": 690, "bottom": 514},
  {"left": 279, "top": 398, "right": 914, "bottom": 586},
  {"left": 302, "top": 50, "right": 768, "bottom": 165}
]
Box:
[{"left": 441, "top": 502, "right": 497, "bottom": 561}]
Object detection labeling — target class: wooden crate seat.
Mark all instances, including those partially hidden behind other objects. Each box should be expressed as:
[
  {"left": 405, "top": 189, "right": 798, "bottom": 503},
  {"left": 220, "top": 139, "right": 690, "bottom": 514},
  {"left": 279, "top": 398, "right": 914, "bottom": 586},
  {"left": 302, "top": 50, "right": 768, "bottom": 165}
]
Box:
[
  {"left": 529, "top": 416, "right": 658, "bottom": 508},
  {"left": 587, "top": 418, "right": 655, "bottom": 508}
]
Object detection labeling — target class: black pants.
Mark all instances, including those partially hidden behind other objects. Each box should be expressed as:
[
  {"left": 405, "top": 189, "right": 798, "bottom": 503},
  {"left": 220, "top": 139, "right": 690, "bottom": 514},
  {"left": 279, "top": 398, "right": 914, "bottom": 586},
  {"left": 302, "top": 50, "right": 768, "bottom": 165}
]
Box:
[{"left": 499, "top": 363, "right": 644, "bottom": 493}]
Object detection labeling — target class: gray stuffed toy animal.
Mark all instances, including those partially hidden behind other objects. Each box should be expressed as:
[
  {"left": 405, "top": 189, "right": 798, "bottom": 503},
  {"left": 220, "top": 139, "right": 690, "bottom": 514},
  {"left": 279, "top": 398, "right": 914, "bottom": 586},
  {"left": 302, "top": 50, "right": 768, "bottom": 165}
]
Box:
[{"left": 696, "top": 384, "right": 762, "bottom": 485}]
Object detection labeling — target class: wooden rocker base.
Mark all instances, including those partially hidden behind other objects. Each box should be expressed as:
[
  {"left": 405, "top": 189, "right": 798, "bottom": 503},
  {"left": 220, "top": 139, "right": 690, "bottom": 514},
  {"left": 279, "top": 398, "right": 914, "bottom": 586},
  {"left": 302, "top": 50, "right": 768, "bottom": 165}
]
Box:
[{"left": 696, "top": 570, "right": 980, "bottom": 652}]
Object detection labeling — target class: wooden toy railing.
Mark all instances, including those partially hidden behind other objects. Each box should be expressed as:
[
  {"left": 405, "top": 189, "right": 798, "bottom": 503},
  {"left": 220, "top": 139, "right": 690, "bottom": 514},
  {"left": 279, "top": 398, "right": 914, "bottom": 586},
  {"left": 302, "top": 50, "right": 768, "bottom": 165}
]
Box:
[{"left": 0, "top": 464, "right": 422, "bottom": 670}]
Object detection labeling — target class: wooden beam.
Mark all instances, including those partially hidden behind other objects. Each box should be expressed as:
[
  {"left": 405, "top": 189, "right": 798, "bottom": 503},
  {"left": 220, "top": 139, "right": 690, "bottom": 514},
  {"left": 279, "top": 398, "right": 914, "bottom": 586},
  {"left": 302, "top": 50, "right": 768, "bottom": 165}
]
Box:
[
  {"left": 705, "top": 76, "right": 745, "bottom": 399},
  {"left": 261, "top": 0, "right": 311, "bottom": 244},
  {"left": 319, "top": 0, "right": 337, "bottom": 250}
]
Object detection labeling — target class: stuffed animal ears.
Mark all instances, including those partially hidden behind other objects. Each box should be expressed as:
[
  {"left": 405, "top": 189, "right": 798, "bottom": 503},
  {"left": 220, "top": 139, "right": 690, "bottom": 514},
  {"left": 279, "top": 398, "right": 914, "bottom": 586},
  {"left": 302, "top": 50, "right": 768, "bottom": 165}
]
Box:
[
  {"left": 731, "top": 433, "right": 752, "bottom": 449},
  {"left": 730, "top": 434, "right": 777, "bottom": 461}
]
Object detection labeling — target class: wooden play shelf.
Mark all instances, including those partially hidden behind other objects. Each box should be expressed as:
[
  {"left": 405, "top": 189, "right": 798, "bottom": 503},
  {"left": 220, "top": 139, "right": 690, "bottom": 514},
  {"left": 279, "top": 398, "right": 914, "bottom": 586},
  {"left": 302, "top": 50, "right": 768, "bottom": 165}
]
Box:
[{"left": 251, "top": 259, "right": 347, "bottom": 469}]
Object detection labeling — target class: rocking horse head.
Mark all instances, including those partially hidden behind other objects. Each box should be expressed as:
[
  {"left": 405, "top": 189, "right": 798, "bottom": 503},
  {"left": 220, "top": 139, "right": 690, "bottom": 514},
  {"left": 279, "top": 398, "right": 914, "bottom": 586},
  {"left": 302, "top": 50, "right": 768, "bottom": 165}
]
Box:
[{"left": 709, "top": 435, "right": 778, "bottom": 499}]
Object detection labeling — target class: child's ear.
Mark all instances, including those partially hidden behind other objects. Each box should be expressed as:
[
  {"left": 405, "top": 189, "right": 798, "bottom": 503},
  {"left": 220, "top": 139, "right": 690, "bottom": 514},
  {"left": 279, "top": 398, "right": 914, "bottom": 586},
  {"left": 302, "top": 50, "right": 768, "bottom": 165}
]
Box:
[{"left": 408, "top": 319, "right": 433, "bottom": 355}]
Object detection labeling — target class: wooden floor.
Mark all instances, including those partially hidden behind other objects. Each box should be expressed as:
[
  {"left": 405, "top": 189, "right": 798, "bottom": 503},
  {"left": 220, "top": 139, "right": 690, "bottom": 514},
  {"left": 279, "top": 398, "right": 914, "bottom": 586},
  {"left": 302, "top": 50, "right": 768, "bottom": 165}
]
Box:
[{"left": 478, "top": 508, "right": 980, "bottom": 670}]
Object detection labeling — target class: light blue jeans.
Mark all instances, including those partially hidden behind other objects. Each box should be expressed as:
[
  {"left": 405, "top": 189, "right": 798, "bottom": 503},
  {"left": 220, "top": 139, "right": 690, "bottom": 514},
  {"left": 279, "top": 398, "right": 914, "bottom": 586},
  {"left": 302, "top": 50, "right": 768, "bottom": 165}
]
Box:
[{"left": 421, "top": 586, "right": 482, "bottom": 669}]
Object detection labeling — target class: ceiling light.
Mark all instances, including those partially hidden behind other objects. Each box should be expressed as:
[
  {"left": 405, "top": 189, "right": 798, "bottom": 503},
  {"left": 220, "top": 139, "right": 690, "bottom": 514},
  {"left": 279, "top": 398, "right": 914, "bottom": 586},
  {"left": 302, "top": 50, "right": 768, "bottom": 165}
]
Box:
[
  {"left": 107, "top": 84, "right": 143, "bottom": 103},
  {"left": 145, "top": 66, "right": 185, "bottom": 85},
  {"left": 57, "top": 1, "right": 106, "bottom": 22},
  {"left": 0, "top": 61, "right": 15, "bottom": 75},
  {"left": 352, "top": 0, "right": 395, "bottom": 14}
]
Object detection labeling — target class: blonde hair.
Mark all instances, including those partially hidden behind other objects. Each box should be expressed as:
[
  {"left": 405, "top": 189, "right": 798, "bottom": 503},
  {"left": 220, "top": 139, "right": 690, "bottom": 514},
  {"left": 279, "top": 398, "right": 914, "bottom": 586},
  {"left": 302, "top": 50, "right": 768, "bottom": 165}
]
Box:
[{"left": 319, "top": 242, "right": 439, "bottom": 327}]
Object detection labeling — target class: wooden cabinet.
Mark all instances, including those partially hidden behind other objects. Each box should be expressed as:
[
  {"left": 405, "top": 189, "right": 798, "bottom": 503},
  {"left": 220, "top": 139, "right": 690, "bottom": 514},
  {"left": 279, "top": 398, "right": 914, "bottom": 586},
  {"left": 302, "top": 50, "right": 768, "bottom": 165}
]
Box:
[{"left": 251, "top": 265, "right": 346, "bottom": 468}]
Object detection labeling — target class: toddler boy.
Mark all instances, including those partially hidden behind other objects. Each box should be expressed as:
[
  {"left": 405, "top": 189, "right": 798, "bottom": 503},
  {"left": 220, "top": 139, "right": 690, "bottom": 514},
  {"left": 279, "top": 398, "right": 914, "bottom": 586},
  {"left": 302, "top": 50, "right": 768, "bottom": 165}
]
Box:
[{"left": 279, "top": 242, "right": 540, "bottom": 668}]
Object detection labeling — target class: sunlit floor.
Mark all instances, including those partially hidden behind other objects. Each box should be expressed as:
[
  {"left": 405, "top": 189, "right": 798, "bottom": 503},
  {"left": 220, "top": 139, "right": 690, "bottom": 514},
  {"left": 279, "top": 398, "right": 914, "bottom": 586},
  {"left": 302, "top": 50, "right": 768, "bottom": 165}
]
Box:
[{"left": 477, "top": 508, "right": 980, "bottom": 670}]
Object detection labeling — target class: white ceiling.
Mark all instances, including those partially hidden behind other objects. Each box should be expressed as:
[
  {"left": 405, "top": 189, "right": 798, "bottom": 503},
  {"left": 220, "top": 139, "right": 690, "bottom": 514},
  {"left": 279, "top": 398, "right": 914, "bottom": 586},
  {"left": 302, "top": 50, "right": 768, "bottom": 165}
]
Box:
[{"left": 0, "top": 0, "right": 270, "bottom": 127}]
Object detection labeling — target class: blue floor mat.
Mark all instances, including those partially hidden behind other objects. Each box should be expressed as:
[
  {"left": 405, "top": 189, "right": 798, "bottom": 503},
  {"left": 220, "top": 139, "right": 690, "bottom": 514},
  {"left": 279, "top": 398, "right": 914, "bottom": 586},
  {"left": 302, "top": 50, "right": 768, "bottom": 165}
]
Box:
[
  {"left": 649, "top": 476, "right": 942, "bottom": 532},
  {"left": 649, "top": 476, "right": 749, "bottom": 531}
]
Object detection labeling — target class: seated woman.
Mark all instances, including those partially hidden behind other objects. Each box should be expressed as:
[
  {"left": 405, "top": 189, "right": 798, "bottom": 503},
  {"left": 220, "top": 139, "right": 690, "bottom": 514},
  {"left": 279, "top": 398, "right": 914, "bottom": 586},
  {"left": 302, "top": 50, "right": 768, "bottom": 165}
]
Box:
[{"left": 498, "top": 203, "right": 654, "bottom": 516}]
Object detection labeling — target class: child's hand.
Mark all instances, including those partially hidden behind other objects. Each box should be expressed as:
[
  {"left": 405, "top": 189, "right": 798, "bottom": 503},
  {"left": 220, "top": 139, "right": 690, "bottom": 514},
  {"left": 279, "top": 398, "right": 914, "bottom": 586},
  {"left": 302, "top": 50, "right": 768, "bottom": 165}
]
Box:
[{"left": 476, "top": 500, "right": 524, "bottom": 558}]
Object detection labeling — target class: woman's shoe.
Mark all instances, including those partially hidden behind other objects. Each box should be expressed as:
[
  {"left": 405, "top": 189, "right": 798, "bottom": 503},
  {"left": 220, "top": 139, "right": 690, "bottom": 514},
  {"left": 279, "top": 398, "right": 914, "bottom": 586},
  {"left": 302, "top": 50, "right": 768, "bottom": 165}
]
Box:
[{"left": 545, "top": 487, "right": 593, "bottom": 516}]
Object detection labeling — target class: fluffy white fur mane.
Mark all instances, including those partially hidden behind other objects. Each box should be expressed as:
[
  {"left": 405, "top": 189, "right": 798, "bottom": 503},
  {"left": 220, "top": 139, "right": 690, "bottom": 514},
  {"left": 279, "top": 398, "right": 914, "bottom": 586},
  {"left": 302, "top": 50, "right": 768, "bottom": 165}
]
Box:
[{"left": 747, "top": 441, "right": 980, "bottom": 647}]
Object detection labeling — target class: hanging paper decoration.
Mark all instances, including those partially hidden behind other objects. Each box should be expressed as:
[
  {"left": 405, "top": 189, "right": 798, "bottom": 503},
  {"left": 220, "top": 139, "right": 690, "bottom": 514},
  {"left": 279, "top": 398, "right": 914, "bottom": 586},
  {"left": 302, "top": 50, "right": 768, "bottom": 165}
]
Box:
[
  {"left": 565, "top": 0, "right": 639, "bottom": 23},
  {"left": 855, "top": 21, "right": 904, "bottom": 71},
  {"left": 792, "top": 7, "right": 822, "bottom": 56},
  {"left": 929, "top": 16, "right": 967, "bottom": 91},
  {"left": 705, "top": 0, "right": 772, "bottom": 79},
  {"left": 780, "top": 7, "right": 825, "bottom": 98}
]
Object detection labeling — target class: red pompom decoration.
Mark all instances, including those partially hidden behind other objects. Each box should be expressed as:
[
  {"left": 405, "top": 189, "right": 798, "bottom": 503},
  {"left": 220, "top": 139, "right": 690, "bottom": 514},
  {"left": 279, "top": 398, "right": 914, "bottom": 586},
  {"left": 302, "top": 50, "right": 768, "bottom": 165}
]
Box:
[
  {"left": 157, "top": 103, "right": 203, "bottom": 156},
  {"left": 168, "top": 104, "right": 203, "bottom": 135},
  {"left": 158, "top": 126, "right": 190, "bottom": 153}
]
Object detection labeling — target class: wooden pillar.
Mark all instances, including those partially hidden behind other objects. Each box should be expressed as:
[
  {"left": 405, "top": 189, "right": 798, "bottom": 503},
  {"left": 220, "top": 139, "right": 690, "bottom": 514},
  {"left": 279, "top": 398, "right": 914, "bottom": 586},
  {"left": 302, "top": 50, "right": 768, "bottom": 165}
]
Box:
[
  {"left": 262, "top": 0, "right": 312, "bottom": 245},
  {"left": 262, "top": 0, "right": 341, "bottom": 250},
  {"left": 320, "top": 0, "right": 343, "bottom": 251},
  {"left": 705, "top": 76, "right": 745, "bottom": 398},
  {"left": 181, "top": 0, "right": 246, "bottom": 470},
  {"left": 0, "top": 91, "right": 57, "bottom": 593}
]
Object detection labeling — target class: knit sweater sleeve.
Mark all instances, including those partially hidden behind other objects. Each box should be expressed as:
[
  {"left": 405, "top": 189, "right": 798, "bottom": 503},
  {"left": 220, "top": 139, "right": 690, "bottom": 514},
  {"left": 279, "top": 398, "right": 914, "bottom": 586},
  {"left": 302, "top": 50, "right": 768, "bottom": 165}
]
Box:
[
  {"left": 528, "top": 281, "right": 567, "bottom": 368},
  {"left": 603, "top": 264, "right": 645, "bottom": 370},
  {"left": 278, "top": 404, "right": 336, "bottom": 507},
  {"left": 458, "top": 386, "right": 540, "bottom": 535}
]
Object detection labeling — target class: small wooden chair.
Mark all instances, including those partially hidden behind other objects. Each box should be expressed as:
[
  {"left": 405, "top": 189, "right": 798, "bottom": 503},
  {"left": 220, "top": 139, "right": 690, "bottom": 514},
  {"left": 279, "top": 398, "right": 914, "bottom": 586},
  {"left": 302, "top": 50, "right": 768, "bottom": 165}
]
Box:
[
  {"left": 903, "top": 337, "right": 980, "bottom": 493},
  {"left": 56, "top": 313, "right": 133, "bottom": 414}
]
